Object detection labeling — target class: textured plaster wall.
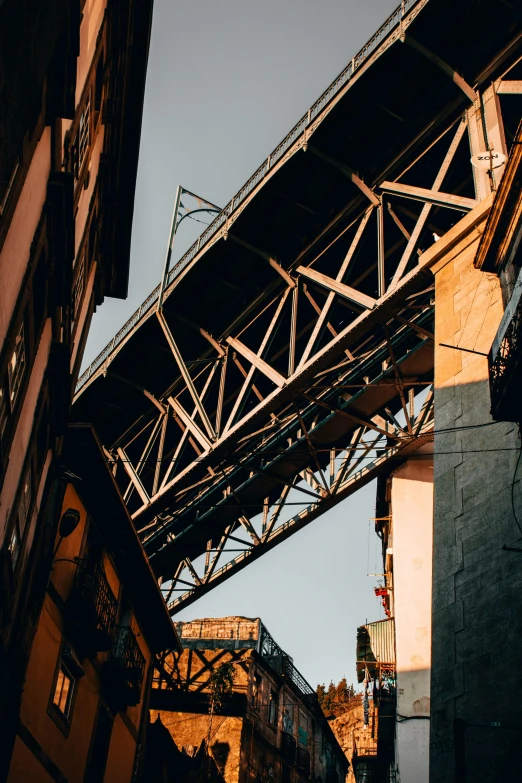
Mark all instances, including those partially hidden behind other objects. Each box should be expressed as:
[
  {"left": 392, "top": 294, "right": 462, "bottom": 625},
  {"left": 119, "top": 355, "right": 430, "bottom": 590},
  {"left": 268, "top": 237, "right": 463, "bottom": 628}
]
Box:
[{"left": 429, "top": 216, "right": 522, "bottom": 782}]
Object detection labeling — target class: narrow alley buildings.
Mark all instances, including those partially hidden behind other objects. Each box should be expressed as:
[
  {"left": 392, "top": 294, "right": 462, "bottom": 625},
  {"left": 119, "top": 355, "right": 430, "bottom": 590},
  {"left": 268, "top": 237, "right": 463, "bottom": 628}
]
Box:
[
  {"left": 151, "top": 617, "right": 348, "bottom": 783},
  {"left": 353, "top": 122, "right": 522, "bottom": 782},
  {"left": 7, "top": 425, "right": 181, "bottom": 782},
  {"left": 0, "top": 0, "right": 155, "bottom": 776},
  {"left": 429, "top": 124, "right": 522, "bottom": 781}
]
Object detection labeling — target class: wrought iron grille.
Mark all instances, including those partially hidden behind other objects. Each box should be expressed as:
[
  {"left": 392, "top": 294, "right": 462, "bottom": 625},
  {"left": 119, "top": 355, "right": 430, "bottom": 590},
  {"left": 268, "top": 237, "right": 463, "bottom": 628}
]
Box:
[
  {"left": 489, "top": 275, "right": 522, "bottom": 422},
  {"left": 281, "top": 732, "right": 297, "bottom": 764},
  {"left": 258, "top": 622, "right": 317, "bottom": 702},
  {"left": 65, "top": 559, "right": 117, "bottom": 655},
  {"left": 111, "top": 625, "right": 146, "bottom": 690},
  {"left": 296, "top": 746, "right": 311, "bottom": 775},
  {"left": 75, "top": 0, "right": 426, "bottom": 394},
  {"left": 281, "top": 657, "right": 317, "bottom": 703}
]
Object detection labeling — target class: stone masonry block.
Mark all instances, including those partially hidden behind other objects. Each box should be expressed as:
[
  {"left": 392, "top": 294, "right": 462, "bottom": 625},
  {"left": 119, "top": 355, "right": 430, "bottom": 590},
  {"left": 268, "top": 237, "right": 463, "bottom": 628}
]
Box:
[
  {"left": 433, "top": 542, "right": 463, "bottom": 582},
  {"left": 434, "top": 469, "right": 461, "bottom": 515},
  {"left": 431, "top": 663, "right": 464, "bottom": 704},
  {"left": 432, "top": 574, "right": 456, "bottom": 611}
]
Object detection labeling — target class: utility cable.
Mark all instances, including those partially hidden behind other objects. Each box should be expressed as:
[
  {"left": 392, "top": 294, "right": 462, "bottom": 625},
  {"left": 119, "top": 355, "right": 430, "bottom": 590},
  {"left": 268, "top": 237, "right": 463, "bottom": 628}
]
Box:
[{"left": 510, "top": 427, "right": 522, "bottom": 536}]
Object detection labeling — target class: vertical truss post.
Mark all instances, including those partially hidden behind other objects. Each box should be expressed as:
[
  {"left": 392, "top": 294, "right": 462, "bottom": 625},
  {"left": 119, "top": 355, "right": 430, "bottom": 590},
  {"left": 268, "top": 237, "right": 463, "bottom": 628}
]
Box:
[
  {"left": 288, "top": 284, "right": 298, "bottom": 376},
  {"left": 152, "top": 412, "right": 169, "bottom": 496},
  {"left": 483, "top": 83, "right": 508, "bottom": 189},
  {"left": 215, "top": 350, "right": 228, "bottom": 436},
  {"left": 377, "top": 202, "right": 385, "bottom": 297},
  {"left": 467, "top": 99, "right": 492, "bottom": 201}
]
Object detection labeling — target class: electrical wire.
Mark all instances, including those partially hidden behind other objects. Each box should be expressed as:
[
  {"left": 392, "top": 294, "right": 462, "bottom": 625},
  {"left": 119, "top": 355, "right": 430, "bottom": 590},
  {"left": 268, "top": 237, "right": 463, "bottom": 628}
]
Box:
[
  {"left": 510, "top": 428, "right": 522, "bottom": 536},
  {"left": 97, "top": 420, "right": 506, "bottom": 465}
]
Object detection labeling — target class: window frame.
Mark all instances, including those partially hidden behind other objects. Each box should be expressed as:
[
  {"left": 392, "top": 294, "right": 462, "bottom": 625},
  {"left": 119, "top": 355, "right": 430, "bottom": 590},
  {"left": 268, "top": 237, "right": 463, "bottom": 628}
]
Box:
[
  {"left": 7, "top": 320, "right": 27, "bottom": 411},
  {"left": 253, "top": 673, "right": 262, "bottom": 709},
  {"left": 48, "top": 643, "right": 81, "bottom": 736},
  {"left": 7, "top": 461, "right": 34, "bottom": 574},
  {"left": 0, "top": 215, "right": 50, "bottom": 475},
  {"left": 268, "top": 688, "right": 279, "bottom": 728},
  {"left": 66, "top": 26, "right": 107, "bottom": 200},
  {"left": 52, "top": 661, "right": 76, "bottom": 721}
]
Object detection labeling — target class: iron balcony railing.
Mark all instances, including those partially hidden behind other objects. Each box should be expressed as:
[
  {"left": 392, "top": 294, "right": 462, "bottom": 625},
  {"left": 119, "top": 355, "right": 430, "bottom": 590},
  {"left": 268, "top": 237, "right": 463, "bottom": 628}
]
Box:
[
  {"left": 102, "top": 625, "right": 146, "bottom": 709},
  {"left": 281, "top": 656, "right": 317, "bottom": 704},
  {"left": 112, "top": 625, "right": 146, "bottom": 688},
  {"left": 296, "top": 746, "right": 311, "bottom": 775},
  {"left": 65, "top": 559, "right": 117, "bottom": 658},
  {"left": 489, "top": 269, "right": 522, "bottom": 422},
  {"left": 76, "top": 0, "right": 426, "bottom": 394},
  {"left": 281, "top": 732, "right": 297, "bottom": 765}
]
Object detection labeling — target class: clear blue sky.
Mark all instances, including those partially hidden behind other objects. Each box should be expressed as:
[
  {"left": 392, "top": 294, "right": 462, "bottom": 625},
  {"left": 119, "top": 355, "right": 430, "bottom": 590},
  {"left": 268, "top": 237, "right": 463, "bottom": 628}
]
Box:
[{"left": 83, "top": 0, "right": 399, "bottom": 688}]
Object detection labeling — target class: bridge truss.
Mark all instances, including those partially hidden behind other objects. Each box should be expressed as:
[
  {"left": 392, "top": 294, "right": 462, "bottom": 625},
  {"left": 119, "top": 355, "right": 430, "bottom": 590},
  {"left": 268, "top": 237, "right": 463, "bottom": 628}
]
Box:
[{"left": 74, "top": 0, "right": 522, "bottom": 612}]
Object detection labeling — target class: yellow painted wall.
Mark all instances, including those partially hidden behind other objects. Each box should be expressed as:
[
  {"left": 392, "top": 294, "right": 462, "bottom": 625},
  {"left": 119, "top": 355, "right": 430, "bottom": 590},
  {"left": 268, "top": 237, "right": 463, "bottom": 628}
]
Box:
[
  {"left": 104, "top": 716, "right": 138, "bottom": 783},
  {"left": 7, "top": 483, "right": 152, "bottom": 783},
  {"left": 8, "top": 737, "right": 55, "bottom": 783}
]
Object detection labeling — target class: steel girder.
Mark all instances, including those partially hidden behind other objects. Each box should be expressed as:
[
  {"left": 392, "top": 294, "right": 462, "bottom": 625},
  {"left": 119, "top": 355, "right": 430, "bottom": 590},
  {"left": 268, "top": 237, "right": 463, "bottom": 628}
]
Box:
[{"left": 73, "top": 0, "right": 522, "bottom": 612}]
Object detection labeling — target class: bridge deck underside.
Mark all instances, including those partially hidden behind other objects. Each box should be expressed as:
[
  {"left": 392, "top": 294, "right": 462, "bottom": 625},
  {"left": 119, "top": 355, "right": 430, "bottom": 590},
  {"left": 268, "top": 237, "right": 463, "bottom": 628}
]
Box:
[{"left": 73, "top": 0, "right": 522, "bottom": 610}]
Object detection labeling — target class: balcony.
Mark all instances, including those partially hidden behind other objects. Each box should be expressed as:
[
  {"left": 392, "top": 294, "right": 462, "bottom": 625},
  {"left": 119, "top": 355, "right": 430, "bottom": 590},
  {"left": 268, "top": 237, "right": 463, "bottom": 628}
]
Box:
[
  {"left": 489, "top": 270, "right": 522, "bottom": 422},
  {"left": 280, "top": 731, "right": 296, "bottom": 765},
  {"left": 296, "top": 746, "right": 310, "bottom": 776},
  {"left": 101, "top": 625, "right": 146, "bottom": 710},
  {"left": 64, "top": 559, "right": 117, "bottom": 658}
]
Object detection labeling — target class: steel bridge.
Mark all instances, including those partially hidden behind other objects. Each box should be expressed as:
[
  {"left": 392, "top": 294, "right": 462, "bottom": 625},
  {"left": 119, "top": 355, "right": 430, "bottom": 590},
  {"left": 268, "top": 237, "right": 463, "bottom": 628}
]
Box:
[{"left": 73, "top": 0, "right": 522, "bottom": 612}]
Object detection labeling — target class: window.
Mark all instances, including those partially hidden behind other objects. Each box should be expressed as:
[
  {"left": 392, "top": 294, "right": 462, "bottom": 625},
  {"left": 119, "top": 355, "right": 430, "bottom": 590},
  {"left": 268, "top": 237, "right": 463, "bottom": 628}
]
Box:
[
  {"left": 253, "top": 674, "right": 262, "bottom": 708},
  {"left": 78, "top": 97, "right": 91, "bottom": 176},
  {"left": 268, "top": 690, "right": 279, "bottom": 727},
  {"left": 283, "top": 705, "right": 294, "bottom": 734},
  {"left": 7, "top": 323, "right": 26, "bottom": 408},
  {"left": 8, "top": 525, "right": 20, "bottom": 569},
  {"left": 8, "top": 466, "right": 33, "bottom": 570},
  {"left": 72, "top": 251, "right": 87, "bottom": 325},
  {"left": 18, "top": 468, "right": 32, "bottom": 537},
  {"left": 52, "top": 662, "right": 76, "bottom": 721}
]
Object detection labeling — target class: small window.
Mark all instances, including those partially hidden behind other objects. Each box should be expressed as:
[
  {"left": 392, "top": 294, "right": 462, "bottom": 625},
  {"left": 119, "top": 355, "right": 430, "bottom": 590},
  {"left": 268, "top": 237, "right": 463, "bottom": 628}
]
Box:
[
  {"left": 253, "top": 674, "right": 262, "bottom": 707},
  {"left": 17, "top": 467, "right": 32, "bottom": 538},
  {"left": 8, "top": 525, "right": 20, "bottom": 569},
  {"left": 8, "top": 323, "right": 26, "bottom": 408},
  {"left": 8, "top": 466, "right": 33, "bottom": 570},
  {"left": 72, "top": 252, "right": 87, "bottom": 325},
  {"left": 268, "top": 690, "right": 279, "bottom": 726},
  {"left": 52, "top": 662, "right": 76, "bottom": 722},
  {"left": 78, "top": 98, "right": 91, "bottom": 175}
]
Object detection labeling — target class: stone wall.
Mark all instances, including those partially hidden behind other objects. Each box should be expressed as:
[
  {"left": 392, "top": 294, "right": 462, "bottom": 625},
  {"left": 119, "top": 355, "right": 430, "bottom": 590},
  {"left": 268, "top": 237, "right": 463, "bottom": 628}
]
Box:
[
  {"left": 176, "top": 617, "right": 261, "bottom": 647},
  {"left": 329, "top": 702, "right": 365, "bottom": 782},
  {"left": 430, "top": 213, "right": 522, "bottom": 781}
]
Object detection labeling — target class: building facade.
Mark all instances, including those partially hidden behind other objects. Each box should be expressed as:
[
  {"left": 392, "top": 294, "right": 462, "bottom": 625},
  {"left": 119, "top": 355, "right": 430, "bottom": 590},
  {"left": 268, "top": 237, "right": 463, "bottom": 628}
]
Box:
[
  {"left": 151, "top": 617, "right": 348, "bottom": 783},
  {"left": 429, "top": 124, "right": 522, "bottom": 781},
  {"left": 0, "top": 0, "right": 154, "bottom": 774},
  {"left": 352, "top": 446, "right": 433, "bottom": 783},
  {"left": 7, "top": 424, "right": 181, "bottom": 783}
]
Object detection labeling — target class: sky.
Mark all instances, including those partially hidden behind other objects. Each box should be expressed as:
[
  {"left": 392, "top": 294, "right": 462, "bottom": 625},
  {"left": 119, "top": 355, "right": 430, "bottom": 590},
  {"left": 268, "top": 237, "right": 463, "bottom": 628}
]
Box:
[{"left": 83, "top": 0, "right": 400, "bottom": 689}]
